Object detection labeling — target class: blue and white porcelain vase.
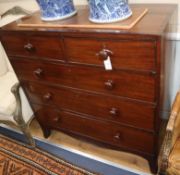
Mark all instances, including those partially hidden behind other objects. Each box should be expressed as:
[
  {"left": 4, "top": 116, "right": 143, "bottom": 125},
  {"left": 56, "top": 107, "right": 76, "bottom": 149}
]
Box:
[
  {"left": 36, "top": 0, "right": 77, "bottom": 21},
  {"left": 87, "top": 0, "right": 132, "bottom": 23}
]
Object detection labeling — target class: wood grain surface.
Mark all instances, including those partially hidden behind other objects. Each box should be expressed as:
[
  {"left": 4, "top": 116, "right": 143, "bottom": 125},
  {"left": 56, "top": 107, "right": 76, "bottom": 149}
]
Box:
[{"left": 17, "top": 7, "right": 148, "bottom": 30}]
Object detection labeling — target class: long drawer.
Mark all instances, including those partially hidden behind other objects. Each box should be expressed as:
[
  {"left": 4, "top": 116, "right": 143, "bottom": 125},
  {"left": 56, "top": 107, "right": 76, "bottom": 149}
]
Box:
[
  {"left": 22, "top": 81, "right": 156, "bottom": 131},
  {"left": 11, "top": 58, "right": 156, "bottom": 102},
  {"left": 1, "top": 35, "right": 64, "bottom": 61},
  {"left": 33, "top": 104, "right": 155, "bottom": 154},
  {"left": 64, "top": 37, "right": 156, "bottom": 71}
]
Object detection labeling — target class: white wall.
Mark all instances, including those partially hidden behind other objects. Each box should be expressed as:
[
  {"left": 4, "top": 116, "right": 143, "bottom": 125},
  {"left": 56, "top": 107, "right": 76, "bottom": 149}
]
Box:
[
  {"left": 162, "top": 40, "right": 177, "bottom": 118},
  {"left": 172, "top": 41, "right": 180, "bottom": 100}
]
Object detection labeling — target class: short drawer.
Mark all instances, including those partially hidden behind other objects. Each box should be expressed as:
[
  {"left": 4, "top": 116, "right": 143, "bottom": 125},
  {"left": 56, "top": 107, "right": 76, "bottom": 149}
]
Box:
[
  {"left": 1, "top": 35, "right": 64, "bottom": 60},
  {"left": 33, "top": 105, "right": 155, "bottom": 154},
  {"left": 23, "top": 81, "right": 156, "bottom": 131},
  {"left": 64, "top": 37, "right": 156, "bottom": 71},
  {"left": 12, "top": 59, "right": 156, "bottom": 102}
]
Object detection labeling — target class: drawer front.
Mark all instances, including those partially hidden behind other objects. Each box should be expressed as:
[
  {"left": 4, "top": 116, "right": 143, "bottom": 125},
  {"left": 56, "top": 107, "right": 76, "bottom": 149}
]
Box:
[
  {"left": 64, "top": 37, "right": 156, "bottom": 71},
  {"left": 1, "top": 35, "right": 64, "bottom": 60},
  {"left": 33, "top": 105, "right": 154, "bottom": 154},
  {"left": 12, "top": 59, "right": 156, "bottom": 102},
  {"left": 23, "top": 81, "right": 155, "bottom": 131}
]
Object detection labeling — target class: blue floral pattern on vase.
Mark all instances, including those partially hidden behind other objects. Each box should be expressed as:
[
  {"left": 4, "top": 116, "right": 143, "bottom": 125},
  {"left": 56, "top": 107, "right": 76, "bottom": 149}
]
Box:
[
  {"left": 36, "top": 0, "right": 77, "bottom": 21},
  {"left": 88, "top": 0, "right": 132, "bottom": 23}
]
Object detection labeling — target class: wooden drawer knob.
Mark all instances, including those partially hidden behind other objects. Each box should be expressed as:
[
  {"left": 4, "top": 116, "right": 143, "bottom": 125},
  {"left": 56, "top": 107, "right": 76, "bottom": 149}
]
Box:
[
  {"left": 114, "top": 133, "right": 121, "bottom": 140},
  {"left": 104, "top": 80, "right": 114, "bottom": 90},
  {"left": 34, "top": 68, "right": 43, "bottom": 78},
  {"left": 43, "top": 93, "right": 52, "bottom": 101},
  {"left": 109, "top": 108, "right": 119, "bottom": 117},
  {"left": 97, "top": 49, "right": 113, "bottom": 60},
  {"left": 24, "top": 43, "right": 35, "bottom": 52}
]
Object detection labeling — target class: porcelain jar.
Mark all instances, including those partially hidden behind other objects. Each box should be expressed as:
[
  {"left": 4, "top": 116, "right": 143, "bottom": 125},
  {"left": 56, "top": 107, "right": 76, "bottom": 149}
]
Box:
[
  {"left": 87, "top": 0, "right": 132, "bottom": 23},
  {"left": 36, "top": 0, "right": 77, "bottom": 21}
]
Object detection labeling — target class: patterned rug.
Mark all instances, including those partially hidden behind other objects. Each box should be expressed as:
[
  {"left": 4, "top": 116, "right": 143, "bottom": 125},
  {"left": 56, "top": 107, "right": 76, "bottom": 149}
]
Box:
[{"left": 0, "top": 134, "right": 97, "bottom": 175}]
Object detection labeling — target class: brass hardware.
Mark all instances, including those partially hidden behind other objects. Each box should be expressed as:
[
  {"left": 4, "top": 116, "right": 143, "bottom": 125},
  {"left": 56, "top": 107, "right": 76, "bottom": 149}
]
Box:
[
  {"left": 34, "top": 68, "right": 43, "bottom": 78},
  {"left": 110, "top": 108, "right": 118, "bottom": 117},
  {"left": 43, "top": 93, "right": 52, "bottom": 101},
  {"left": 53, "top": 116, "right": 60, "bottom": 122},
  {"left": 24, "top": 43, "right": 35, "bottom": 52},
  {"left": 151, "top": 71, "right": 157, "bottom": 75},
  {"left": 114, "top": 133, "right": 121, "bottom": 140},
  {"left": 105, "top": 80, "right": 114, "bottom": 90},
  {"left": 97, "top": 49, "right": 113, "bottom": 60}
]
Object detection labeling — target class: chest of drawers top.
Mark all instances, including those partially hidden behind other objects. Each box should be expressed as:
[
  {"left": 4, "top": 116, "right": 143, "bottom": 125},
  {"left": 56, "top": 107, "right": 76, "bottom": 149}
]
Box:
[{"left": 0, "top": 4, "right": 176, "bottom": 35}]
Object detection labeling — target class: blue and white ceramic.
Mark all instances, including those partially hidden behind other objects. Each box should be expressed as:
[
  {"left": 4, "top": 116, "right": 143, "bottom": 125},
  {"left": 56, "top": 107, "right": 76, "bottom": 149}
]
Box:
[
  {"left": 36, "top": 0, "right": 77, "bottom": 21},
  {"left": 87, "top": 0, "right": 132, "bottom": 23}
]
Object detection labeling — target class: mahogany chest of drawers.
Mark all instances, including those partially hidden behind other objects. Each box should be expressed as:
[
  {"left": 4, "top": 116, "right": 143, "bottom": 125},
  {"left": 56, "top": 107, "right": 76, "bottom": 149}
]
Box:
[{"left": 0, "top": 4, "right": 176, "bottom": 173}]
